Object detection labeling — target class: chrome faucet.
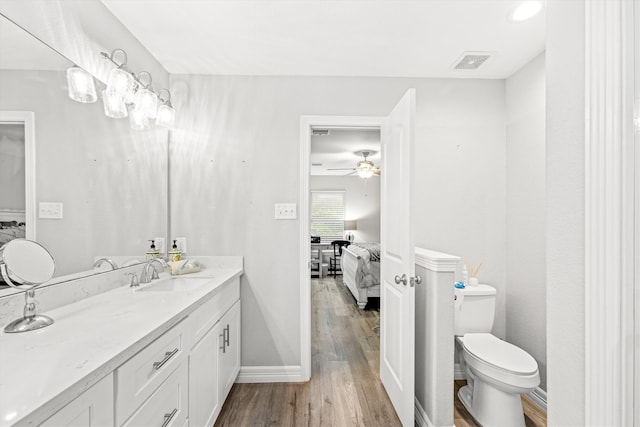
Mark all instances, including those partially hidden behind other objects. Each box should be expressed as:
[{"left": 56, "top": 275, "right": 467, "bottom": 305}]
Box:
[
  {"left": 93, "top": 258, "right": 118, "bottom": 270},
  {"left": 140, "top": 258, "right": 169, "bottom": 284}
]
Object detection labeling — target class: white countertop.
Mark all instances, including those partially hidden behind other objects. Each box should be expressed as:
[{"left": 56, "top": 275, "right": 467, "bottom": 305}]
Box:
[{"left": 0, "top": 265, "right": 243, "bottom": 427}]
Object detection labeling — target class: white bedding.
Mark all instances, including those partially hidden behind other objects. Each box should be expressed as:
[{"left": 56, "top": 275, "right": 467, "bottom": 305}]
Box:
[{"left": 341, "top": 243, "right": 381, "bottom": 309}]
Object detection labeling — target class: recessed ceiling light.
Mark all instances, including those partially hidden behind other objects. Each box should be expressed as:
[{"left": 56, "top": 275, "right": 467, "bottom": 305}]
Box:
[{"left": 509, "top": 1, "right": 543, "bottom": 22}]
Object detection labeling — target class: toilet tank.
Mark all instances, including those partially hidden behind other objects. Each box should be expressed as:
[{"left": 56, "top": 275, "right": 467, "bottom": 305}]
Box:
[{"left": 454, "top": 284, "right": 497, "bottom": 336}]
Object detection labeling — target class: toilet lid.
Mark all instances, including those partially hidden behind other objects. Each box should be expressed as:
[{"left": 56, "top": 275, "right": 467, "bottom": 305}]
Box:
[{"left": 462, "top": 333, "right": 538, "bottom": 375}]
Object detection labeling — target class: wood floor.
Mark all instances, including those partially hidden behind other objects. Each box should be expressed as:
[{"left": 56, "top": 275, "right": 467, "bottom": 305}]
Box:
[{"left": 214, "top": 277, "right": 547, "bottom": 426}]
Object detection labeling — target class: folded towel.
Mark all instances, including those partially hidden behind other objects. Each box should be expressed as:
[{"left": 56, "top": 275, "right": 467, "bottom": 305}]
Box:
[{"left": 170, "top": 259, "right": 201, "bottom": 275}]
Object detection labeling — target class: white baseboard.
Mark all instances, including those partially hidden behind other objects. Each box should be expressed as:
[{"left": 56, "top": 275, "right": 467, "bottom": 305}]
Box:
[
  {"left": 414, "top": 398, "right": 434, "bottom": 427},
  {"left": 527, "top": 387, "right": 547, "bottom": 411},
  {"left": 454, "top": 363, "right": 466, "bottom": 381},
  {"left": 236, "top": 365, "right": 307, "bottom": 383}
]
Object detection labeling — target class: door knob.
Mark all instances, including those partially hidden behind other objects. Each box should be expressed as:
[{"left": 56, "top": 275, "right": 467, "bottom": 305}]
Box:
[
  {"left": 410, "top": 275, "right": 422, "bottom": 287},
  {"left": 394, "top": 274, "right": 407, "bottom": 286}
]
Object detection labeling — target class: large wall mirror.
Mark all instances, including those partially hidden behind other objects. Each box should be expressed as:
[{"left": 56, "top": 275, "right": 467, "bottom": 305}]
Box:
[{"left": 0, "top": 14, "right": 168, "bottom": 295}]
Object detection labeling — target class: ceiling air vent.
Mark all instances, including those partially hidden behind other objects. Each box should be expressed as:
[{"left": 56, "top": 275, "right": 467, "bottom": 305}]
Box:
[
  {"left": 311, "top": 129, "right": 330, "bottom": 136},
  {"left": 453, "top": 52, "right": 491, "bottom": 70}
]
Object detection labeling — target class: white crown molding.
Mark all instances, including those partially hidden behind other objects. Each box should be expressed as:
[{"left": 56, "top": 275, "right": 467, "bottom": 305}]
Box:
[
  {"left": 584, "top": 1, "right": 636, "bottom": 425},
  {"left": 414, "top": 247, "right": 460, "bottom": 272}
]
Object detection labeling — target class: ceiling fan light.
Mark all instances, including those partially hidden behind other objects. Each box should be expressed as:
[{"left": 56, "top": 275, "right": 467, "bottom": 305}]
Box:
[
  {"left": 357, "top": 161, "right": 374, "bottom": 178},
  {"left": 66, "top": 66, "right": 97, "bottom": 104}
]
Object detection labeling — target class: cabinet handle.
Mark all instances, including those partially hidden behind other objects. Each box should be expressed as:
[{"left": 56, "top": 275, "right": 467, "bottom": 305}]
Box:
[
  {"left": 153, "top": 348, "right": 179, "bottom": 370},
  {"left": 224, "top": 324, "right": 230, "bottom": 347},
  {"left": 161, "top": 408, "right": 177, "bottom": 427},
  {"left": 220, "top": 332, "right": 226, "bottom": 353}
]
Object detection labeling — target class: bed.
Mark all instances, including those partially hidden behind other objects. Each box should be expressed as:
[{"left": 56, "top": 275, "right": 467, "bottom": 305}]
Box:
[{"left": 341, "top": 242, "right": 381, "bottom": 309}]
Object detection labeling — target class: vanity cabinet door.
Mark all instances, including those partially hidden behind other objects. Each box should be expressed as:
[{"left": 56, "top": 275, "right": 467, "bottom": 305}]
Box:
[
  {"left": 218, "top": 300, "right": 241, "bottom": 400},
  {"left": 189, "top": 321, "right": 222, "bottom": 427},
  {"left": 39, "top": 374, "right": 113, "bottom": 427}
]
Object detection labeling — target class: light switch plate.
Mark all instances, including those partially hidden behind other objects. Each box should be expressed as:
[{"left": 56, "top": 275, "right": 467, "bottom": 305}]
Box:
[
  {"left": 275, "top": 203, "right": 297, "bottom": 220},
  {"left": 175, "top": 237, "right": 187, "bottom": 254},
  {"left": 154, "top": 237, "right": 166, "bottom": 254},
  {"left": 39, "top": 202, "right": 63, "bottom": 219}
]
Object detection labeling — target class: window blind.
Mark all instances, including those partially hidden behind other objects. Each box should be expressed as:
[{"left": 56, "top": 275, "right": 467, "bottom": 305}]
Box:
[{"left": 311, "top": 191, "right": 345, "bottom": 243}]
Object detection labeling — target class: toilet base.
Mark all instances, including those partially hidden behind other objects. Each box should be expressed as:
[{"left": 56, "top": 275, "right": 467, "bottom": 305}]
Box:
[{"left": 458, "top": 383, "right": 526, "bottom": 427}]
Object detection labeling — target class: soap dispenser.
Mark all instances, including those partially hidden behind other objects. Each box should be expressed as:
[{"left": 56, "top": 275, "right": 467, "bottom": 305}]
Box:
[
  {"left": 169, "top": 239, "right": 182, "bottom": 262},
  {"left": 146, "top": 240, "right": 160, "bottom": 260}
]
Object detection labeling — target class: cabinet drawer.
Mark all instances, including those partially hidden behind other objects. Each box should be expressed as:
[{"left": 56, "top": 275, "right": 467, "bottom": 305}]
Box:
[
  {"left": 122, "top": 359, "right": 188, "bottom": 427},
  {"left": 40, "top": 374, "right": 113, "bottom": 427},
  {"left": 116, "top": 320, "right": 187, "bottom": 425},
  {"left": 188, "top": 277, "right": 240, "bottom": 348}
]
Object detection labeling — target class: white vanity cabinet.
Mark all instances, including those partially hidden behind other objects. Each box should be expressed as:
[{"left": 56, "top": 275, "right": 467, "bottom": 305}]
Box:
[
  {"left": 188, "top": 277, "right": 241, "bottom": 427},
  {"left": 39, "top": 374, "right": 114, "bottom": 427}
]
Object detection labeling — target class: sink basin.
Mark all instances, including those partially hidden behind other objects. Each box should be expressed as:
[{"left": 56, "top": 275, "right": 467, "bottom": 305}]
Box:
[{"left": 136, "top": 277, "right": 213, "bottom": 292}]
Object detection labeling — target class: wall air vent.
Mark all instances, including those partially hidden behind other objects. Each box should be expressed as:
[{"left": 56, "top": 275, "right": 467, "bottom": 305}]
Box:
[
  {"left": 311, "top": 163, "right": 323, "bottom": 167},
  {"left": 311, "top": 129, "right": 330, "bottom": 136},
  {"left": 453, "top": 52, "right": 492, "bottom": 70}
]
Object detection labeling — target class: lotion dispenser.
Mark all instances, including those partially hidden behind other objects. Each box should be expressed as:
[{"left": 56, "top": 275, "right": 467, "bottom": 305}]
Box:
[{"left": 146, "top": 240, "right": 160, "bottom": 260}]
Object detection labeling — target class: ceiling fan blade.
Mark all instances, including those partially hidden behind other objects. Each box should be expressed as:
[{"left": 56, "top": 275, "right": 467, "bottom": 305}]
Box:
[{"left": 327, "top": 168, "right": 356, "bottom": 171}]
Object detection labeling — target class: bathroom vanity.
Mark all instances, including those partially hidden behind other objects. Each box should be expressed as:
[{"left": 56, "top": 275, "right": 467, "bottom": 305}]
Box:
[{"left": 0, "top": 259, "right": 243, "bottom": 427}]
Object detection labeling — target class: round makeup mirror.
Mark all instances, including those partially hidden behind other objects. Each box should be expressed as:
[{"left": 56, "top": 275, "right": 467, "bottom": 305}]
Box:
[{"left": 0, "top": 239, "right": 56, "bottom": 333}]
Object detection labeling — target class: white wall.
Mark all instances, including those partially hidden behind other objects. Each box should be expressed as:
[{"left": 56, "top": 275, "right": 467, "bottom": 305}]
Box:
[
  {"left": 309, "top": 175, "right": 380, "bottom": 243},
  {"left": 546, "top": 1, "right": 585, "bottom": 424},
  {"left": 0, "top": 0, "right": 169, "bottom": 276},
  {"left": 169, "top": 74, "right": 507, "bottom": 366},
  {"left": 505, "top": 53, "right": 547, "bottom": 390}
]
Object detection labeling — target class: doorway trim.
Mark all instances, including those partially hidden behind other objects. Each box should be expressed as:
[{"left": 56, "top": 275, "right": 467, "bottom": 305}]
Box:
[
  {"left": 0, "top": 111, "right": 36, "bottom": 241},
  {"left": 299, "top": 115, "right": 384, "bottom": 380}
]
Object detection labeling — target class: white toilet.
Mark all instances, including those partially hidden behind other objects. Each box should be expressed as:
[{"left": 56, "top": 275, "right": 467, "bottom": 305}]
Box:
[{"left": 454, "top": 284, "right": 540, "bottom": 427}]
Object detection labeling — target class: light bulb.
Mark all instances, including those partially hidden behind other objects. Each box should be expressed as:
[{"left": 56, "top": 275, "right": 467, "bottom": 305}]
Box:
[
  {"left": 129, "top": 106, "right": 149, "bottom": 131},
  {"left": 66, "top": 66, "right": 97, "bottom": 103},
  {"left": 133, "top": 87, "right": 158, "bottom": 119},
  {"left": 156, "top": 103, "right": 175, "bottom": 128},
  {"left": 102, "top": 90, "right": 128, "bottom": 118},
  {"left": 106, "top": 67, "right": 134, "bottom": 101}
]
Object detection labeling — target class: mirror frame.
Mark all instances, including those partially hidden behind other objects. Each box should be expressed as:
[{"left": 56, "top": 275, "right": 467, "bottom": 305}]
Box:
[{"left": 0, "top": 111, "right": 35, "bottom": 241}]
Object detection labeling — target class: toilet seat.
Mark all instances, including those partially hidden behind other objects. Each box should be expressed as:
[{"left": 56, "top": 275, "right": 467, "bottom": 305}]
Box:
[{"left": 462, "top": 333, "right": 538, "bottom": 375}]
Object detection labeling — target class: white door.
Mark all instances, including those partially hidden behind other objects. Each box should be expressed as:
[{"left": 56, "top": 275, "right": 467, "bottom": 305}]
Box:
[{"left": 379, "top": 89, "right": 416, "bottom": 427}]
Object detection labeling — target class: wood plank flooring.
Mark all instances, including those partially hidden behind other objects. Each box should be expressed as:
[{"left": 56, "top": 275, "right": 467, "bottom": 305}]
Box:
[{"left": 214, "top": 277, "right": 547, "bottom": 427}]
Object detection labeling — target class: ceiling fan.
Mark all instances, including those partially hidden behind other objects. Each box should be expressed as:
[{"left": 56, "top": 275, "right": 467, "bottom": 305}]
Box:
[{"left": 328, "top": 150, "right": 381, "bottom": 178}]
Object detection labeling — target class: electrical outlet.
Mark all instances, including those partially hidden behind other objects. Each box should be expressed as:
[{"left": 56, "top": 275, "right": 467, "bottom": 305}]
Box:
[
  {"left": 154, "top": 237, "right": 166, "bottom": 254},
  {"left": 274, "top": 203, "right": 297, "bottom": 220},
  {"left": 175, "top": 237, "right": 187, "bottom": 254},
  {"left": 39, "top": 202, "right": 63, "bottom": 219}
]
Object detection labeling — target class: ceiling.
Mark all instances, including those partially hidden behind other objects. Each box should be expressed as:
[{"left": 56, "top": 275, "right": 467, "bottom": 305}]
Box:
[
  {"left": 101, "top": 0, "right": 545, "bottom": 79},
  {"left": 311, "top": 129, "right": 381, "bottom": 176}
]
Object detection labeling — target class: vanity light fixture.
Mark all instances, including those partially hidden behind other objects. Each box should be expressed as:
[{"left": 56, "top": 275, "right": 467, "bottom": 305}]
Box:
[
  {"left": 101, "top": 48, "right": 176, "bottom": 130},
  {"left": 129, "top": 105, "right": 150, "bottom": 131},
  {"left": 66, "top": 65, "right": 97, "bottom": 103},
  {"left": 103, "top": 49, "right": 135, "bottom": 102},
  {"left": 132, "top": 71, "right": 158, "bottom": 119},
  {"left": 102, "top": 89, "right": 128, "bottom": 118},
  {"left": 156, "top": 89, "right": 175, "bottom": 128}
]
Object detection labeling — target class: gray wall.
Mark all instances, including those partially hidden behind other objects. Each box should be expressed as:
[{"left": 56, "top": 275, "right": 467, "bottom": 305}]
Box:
[
  {"left": 169, "top": 74, "right": 508, "bottom": 367},
  {"left": 310, "top": 175, "right": 380, "bottom": 243},
  {"left": 505, "top": 53, "right": 547, "bottom": 391},
  {"left": 546, "top": 0, "right": 585, "bottom": 424}
]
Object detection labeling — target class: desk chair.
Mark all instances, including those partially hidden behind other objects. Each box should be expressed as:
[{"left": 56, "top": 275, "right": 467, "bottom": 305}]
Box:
[{"left": 328, "top": 240, "right": 350, "bottom": 277}]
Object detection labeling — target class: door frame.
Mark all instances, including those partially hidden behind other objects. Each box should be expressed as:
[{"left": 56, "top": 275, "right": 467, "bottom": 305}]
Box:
[
  {"left": 299, "top": 115, "right": 384, "bottom": 381},
  {"left": 0, "top": 111, "right": 36, "bottom": 241}
]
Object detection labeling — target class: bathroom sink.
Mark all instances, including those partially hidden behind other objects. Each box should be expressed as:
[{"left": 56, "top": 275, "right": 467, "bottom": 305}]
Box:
[{"left": 136, "top": 277, "right": 213, "bottom": 292}]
